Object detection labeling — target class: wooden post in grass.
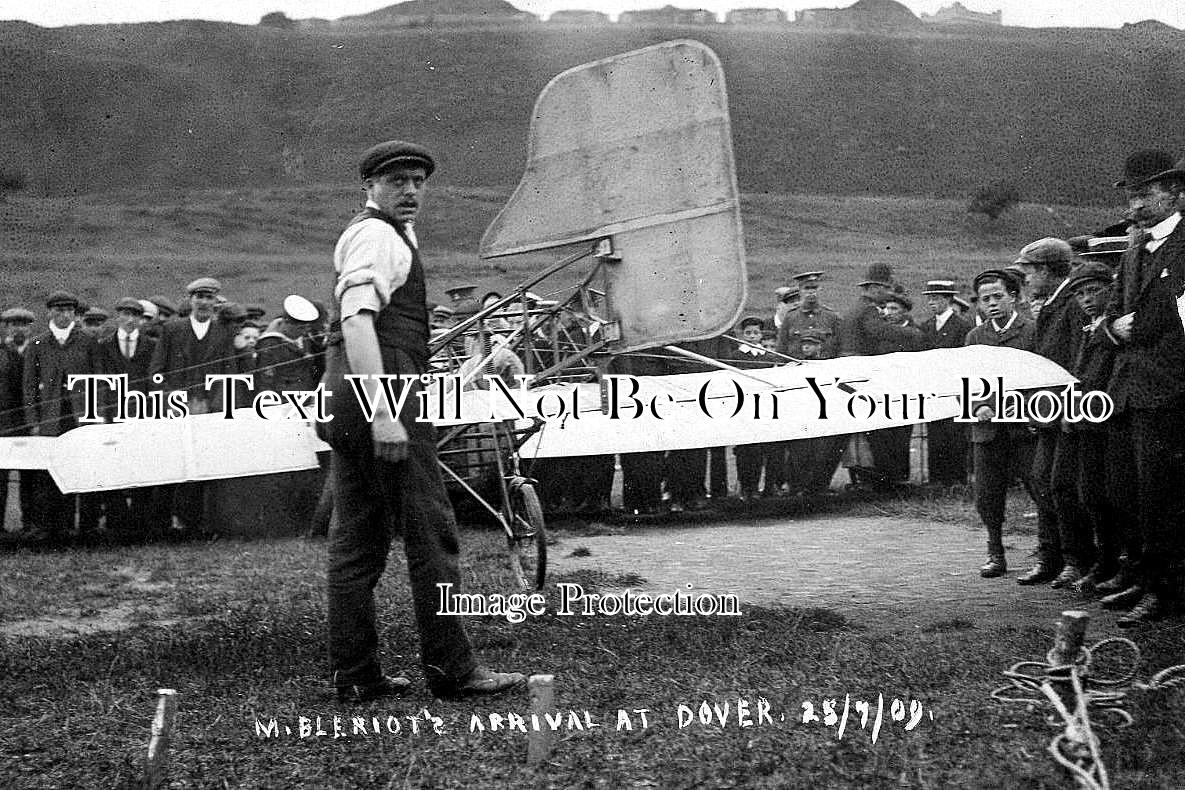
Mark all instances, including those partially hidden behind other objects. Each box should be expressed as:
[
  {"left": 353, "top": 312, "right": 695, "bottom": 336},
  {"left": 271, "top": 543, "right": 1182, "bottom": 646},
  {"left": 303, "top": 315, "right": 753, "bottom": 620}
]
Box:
[
  {"left": 1051, "top": 611, "right": 1090, "bottom": 666},
  {"left": 143, "top": 688, "right": 177, "bottom": 790},
  {"left": 527, "top": 674, "right": 555, "bottom": 766}
]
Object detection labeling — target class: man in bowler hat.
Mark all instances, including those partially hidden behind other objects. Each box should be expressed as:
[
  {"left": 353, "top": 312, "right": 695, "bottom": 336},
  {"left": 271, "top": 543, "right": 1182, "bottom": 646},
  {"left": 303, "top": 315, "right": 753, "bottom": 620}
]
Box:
[{"left": 1099, "top": 150, "right": 1185, "bottom": 626}]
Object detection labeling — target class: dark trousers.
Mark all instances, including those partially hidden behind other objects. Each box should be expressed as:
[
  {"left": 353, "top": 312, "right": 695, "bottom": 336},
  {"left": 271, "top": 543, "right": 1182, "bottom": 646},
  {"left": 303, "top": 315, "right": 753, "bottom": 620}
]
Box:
[
  {"left": 1049, "top": 431, "right": 1095, "bottom": 571},
  {"left": 762, "top": 442, "right": 788, "bottom": 494},
  {"left": 973, "top": 430, "right": 1036, "bottom": 556},
  {"left": 868, "top": 426, "right": 912, "bottom": 484},
  {"left": 735, "top": 444, "right": 764, "bottom": 494},
  {"left": 1075, "top": 429, "right": 1125, "bottom": 577},
  {"left": 665, "top": 449, "right": 706, "bottom": 503},
  {"left": 706, "top": 447, "right": 727, "bottom": 498},
  {"left": 1030, "top": 428, "right": 1079, "bottom": 568},
  {"left": 621, "top": 451, "right": 664, "bottom": 512},
  {"left": 1108, "top": 407, "right": 1185, "bottom": 600},
  {"left": 927, "top": 419, "right": 968, "bottom": 485},
  {"left": 327, "top": 437, "right": 476, "bottom": 689}
]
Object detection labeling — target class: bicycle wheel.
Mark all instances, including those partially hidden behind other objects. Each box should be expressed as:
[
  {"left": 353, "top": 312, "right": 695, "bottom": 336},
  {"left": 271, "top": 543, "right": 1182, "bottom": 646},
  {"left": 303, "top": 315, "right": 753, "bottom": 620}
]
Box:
[{"left": 507, "top": 482, "right": 547, "bottom": 591}]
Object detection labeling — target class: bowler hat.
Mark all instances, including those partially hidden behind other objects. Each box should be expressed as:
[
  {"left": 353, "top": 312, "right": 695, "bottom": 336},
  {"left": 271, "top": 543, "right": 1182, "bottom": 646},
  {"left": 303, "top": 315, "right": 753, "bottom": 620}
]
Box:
[
  {"left": 359, "top": 140, "right": 436, "bottom": 180},
  {"left": 1065, "top": 261, "right": 1114, "bottom": 292},
  {"left": 858, "top": 264, "right": 893, "bottom": 288},
  {"left": 46, "top": 290, "right": 79, "bottom": 309},
  {"left": 1113, "top": 149, "right": 1185, "bottom": 189},
  {"left": 1014, "top": 237, "right": 1074, "bottom": 266}
]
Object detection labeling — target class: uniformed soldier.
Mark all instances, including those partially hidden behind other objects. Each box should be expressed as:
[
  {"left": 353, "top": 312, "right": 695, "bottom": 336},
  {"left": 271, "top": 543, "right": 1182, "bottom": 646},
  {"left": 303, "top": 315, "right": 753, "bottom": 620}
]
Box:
[{"left": 776, "top": 271, "right": 841, "bottom": 358}]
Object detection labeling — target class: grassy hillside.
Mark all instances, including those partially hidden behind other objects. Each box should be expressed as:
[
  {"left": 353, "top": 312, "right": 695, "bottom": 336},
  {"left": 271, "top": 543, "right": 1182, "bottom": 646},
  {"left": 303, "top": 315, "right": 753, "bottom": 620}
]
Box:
[
  {"left": 1, "top": 184, "right": 1117, "bottom": 324},
  {"left": 0, "top": 20, "right": 1182, "bottom": 204}
]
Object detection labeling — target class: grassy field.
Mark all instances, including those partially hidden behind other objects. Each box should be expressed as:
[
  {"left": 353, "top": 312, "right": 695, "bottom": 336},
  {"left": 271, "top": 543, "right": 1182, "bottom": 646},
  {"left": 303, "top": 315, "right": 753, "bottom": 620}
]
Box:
[
  {"left": 1, "top": 491, "right": 1183, "bottom": 788},
  {"left": 1, "top": 185, "right": 1119, "bottom": 324}
]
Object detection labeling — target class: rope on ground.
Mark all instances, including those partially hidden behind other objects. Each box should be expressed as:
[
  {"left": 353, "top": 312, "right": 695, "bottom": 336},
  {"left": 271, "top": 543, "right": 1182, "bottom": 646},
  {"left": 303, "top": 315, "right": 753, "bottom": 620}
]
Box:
[{"left": 991, "top": 611, "right": 1185, "bottom": 790}]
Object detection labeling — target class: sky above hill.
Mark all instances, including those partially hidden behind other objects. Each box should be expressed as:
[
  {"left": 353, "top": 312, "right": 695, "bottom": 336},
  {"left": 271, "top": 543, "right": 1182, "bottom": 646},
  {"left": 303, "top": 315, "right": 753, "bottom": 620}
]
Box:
[{"left": 1, "top": 0, "right": 1181, "bottom": 30}]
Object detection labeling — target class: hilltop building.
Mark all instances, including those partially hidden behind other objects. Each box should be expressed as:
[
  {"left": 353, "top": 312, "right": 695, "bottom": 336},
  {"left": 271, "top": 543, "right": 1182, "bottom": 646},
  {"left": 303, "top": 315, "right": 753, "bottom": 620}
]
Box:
[
  {"left": 547, "top": 9, "right": 610, "bottom": 24},
  {"left": 725, "top": 8, "right": 787, "bottom": 24},
  {"left": 795, "top": 0, "right": 920, "bottom": 29},
  {"left": 920, "top": 3, "right": 1001, "bottom": 26},
  {"left": 619, "top": 6, "right": 717, "bottom": 24}
]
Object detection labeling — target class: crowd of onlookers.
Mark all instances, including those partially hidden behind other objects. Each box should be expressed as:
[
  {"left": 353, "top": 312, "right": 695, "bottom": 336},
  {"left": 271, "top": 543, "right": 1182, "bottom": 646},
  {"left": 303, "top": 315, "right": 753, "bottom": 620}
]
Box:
[{"left": 3, "top": 148, "right": 1183, "bottom": 629}]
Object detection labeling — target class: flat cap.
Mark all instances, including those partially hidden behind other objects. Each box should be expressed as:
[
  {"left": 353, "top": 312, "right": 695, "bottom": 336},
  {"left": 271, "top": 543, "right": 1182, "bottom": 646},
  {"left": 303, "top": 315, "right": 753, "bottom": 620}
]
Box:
[
  {"left": 147, "top": 294, "right": 179, "bottom": 314},
  {"left": 83, "top": 306, "right": 110, "bottom": 322},
  {"left": 245, "top": 303, "right": 267, "bottom": 320},
  {"left": 883, "top": 291, "right": 913, "bottom": 311},
  {"left": 138, "top": 299, "right": 159, "bottom": 319},
  {"left": 1014, "top": 237, "right": 1074, "bottom": 266},
  {"left": 773, "top": 286, "right": 793, "bottom": 297},
  {"left": 282, "top": 294, "right": 320, "bottom": 323},
  {"left": 186, "top": 277, "right": 222, "bottom": 295},
  {"left": 792, "top": 271, "right": 824, "bottom": 283},
  {"left": 922, "top": 279, "right": 958, "bottom": 295},
  {"left": 217, "top": 302, "right": 247, "bottom": 322},
  {"left": 432, "top": 304, "right": 456, "bottom": 317},
  {"left": 973, "top": 269, "right": 1022, "bottom": 294},
  {"left": 359, "top": 140, "right": 436, "bottom": 180},
  {"left": 1065, "top": 261, "right": 1115, "bottom": 292},
  {"left": 114, "top": 297, "right": 145, "bottom": 315},
  {"left": 46, "top": 290, "right": 79, "bottom": 308},
  {"left": 0, "top": 307, "right": 36, "bottom": 323}
]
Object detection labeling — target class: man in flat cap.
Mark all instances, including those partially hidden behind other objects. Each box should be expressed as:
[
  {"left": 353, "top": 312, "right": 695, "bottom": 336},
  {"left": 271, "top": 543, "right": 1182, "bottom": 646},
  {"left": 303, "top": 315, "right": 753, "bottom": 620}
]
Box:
[
  {"left": 920, "top": 279, "right": 973, "bottom": 486},
  {"left": 1011, "top": 238, "right": 1091, "bottom": 589},
  {"left": 22, "top": 291, "right": 99, "bottom": 542},
  {"left": 320, "top": 139, "right": 525, "bottom": 702},
  {"left": 1, "top": 308, "right": 36, "bottom": 533},
  {"left": 964, "top": 269, "right": 1036, "bottom": 579},
  {"left": 149, "top": 276, "right": 239, "bottom": 534},
  {"left": 1099, "top": 150, "right": 1185, "bottom": 625},
  {"left": 1061, "top": 262, "right": 1130, "bottom": 596}
]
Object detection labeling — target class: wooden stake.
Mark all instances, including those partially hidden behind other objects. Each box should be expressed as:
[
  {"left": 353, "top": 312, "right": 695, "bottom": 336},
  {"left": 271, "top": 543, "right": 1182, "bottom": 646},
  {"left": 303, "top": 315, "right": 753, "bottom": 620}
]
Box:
[
  {"left": 143, "top": 688, "right": 177, "bottom": 790},
  {"left": 527, "top": 674, "right": 555, "bottom": 766},
  {"left": 1051, "top": 611, "right": 1090, "bottom": 667}
]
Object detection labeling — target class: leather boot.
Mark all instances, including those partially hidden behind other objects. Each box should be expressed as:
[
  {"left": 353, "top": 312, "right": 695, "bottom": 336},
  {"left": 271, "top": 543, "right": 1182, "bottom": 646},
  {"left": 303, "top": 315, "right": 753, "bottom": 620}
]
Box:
[
  {"left": 1117, "top": 593, "right": 1166, "bottom": 628},
  {"left": 980, "top": 554, "right": 1007, "bottom": 578},
  {"left": 1100, "top": 584, "right": 1144, "bottom": 610},
  {"left": 1017, "top": 562, "right": 1059, "bottom": 586},
  {"left": 1050, "top": 565, "right": 1083, "bottom": 589}
]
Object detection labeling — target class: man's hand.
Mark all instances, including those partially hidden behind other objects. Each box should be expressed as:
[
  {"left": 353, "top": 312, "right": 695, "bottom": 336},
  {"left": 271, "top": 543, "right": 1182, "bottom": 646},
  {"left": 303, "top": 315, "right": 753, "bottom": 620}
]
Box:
[
  {"left": 974, "top": 404, "right": 995, "bottom": 422},
  {"left": 372, "top": 417, "right": 409, "bottom": 463},
  {"left": 1110, "top": 313, "right": 1134, "bottom": 341}
]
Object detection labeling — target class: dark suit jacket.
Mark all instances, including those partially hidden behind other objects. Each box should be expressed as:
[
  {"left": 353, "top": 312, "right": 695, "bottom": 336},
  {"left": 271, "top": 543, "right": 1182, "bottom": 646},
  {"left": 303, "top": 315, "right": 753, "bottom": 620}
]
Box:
[
  {"left": 1032, "top": 282, "right": 1087, "bottom": 371},
  {"left": 149, "top": 317, "right": 239, "bottom": 411},
  {"left": 1070, "top": 321, "right": 1118, "bottom": 433},
  {"left": 1105, "top": 219, "right": 1185, "bottom": 411},
  {"left": 920, "top": 312, "right": 973, "bottom": 351},
  {"left": 97, "top": 331, "right": 157, "bottom": 418},
  {"left": 963, "top": 314, "right": 1035, "bottom": 444},
  {"left": 0, "top": 345, "right": 25, "bottom": 436},
  {"left": 840, "top": 297, "right": 922, "bottom": 356},
  {"left": 22, "top": 327, "right": 99, "bottom": 436}
]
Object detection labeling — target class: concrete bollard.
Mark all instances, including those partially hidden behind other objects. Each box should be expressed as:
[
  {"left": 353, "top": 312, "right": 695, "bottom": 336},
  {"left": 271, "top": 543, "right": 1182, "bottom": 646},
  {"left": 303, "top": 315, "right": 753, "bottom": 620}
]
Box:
[{"left": 527, "top": 674, "right": 555, "bottom": 766}]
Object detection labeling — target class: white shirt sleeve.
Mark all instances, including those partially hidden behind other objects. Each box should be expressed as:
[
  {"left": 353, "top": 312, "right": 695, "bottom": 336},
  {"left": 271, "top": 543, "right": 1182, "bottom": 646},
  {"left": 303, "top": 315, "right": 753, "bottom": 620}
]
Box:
[{"left": 334, "top": 218, "right": 412, "bottom": 320}]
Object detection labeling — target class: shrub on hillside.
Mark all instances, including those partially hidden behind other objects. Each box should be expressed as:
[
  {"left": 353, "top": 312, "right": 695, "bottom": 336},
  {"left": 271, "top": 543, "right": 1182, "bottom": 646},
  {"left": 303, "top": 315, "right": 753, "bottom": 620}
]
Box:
[
  {"left": 259, "top": 11, "right": 296, "bottom": 29},
  {"left": 968, "top": 182, "right": 1021, "bottom": 220}
]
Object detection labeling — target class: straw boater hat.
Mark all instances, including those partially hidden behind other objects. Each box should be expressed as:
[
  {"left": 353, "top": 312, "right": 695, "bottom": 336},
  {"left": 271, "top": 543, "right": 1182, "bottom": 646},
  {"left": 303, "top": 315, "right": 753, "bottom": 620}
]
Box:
[{"left": 921, "top": 279, "right": 958, "bottom": 296}]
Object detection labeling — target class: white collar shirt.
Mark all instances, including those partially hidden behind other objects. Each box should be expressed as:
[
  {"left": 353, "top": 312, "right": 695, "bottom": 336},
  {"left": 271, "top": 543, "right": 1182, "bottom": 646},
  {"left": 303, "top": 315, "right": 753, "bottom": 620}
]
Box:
[
  {"left": 1146, "top": 212, "right": 1181, "bottom": 253},
  {"left": 190, "top": 315, "right": 211, "bottom": 340},
  {"left": 50, "top": 321, "right": 74, "bottom": 345}
]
